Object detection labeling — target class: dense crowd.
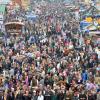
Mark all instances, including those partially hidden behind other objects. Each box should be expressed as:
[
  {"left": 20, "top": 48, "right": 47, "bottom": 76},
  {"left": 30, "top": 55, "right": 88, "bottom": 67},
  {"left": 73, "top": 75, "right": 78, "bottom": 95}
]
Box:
[{"left": 0, "top": 2, "right": 100, "bottom": 100}]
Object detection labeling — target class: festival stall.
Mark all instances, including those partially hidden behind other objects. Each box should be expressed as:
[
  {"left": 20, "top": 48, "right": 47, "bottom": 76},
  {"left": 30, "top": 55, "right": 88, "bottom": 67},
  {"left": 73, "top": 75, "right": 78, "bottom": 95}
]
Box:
[{"left": 5, "top": 21, "right": 25, "bottom": 35}]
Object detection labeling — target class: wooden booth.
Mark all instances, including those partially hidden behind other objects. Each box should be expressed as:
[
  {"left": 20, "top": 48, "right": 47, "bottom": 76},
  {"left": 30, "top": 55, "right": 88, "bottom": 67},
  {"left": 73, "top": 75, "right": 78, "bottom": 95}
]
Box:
[{"left": 5, "top": 20, "right": 25, "bottom": 35}]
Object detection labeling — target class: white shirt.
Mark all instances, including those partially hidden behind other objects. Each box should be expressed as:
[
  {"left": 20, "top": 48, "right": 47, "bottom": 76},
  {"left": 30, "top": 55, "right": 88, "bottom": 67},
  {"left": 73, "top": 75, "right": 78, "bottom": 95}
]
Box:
[
  {"left": 37, "top": 95, "right": 44, "bottom": 100},
  {"left": 9, "top": 68, "right": 14, "bottom": 77},
  {"left": 95, "top": 48, "right": 100, "bottom": 59},
  {"left": 57, "top": 63, "right": 60, "bottom": 69}
]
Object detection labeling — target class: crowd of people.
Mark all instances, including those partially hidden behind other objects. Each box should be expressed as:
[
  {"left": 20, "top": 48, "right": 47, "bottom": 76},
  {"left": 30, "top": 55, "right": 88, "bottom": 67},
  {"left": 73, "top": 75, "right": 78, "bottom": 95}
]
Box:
[{"left": 0, "top": 1, "right": 100, "bottom": 100}]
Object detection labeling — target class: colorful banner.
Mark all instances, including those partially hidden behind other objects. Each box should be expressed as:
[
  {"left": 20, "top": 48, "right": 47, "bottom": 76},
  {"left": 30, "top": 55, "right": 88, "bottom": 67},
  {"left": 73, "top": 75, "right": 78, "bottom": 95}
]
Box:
[
  {"left": 21, "top": 0, "right": 30, "bottom": 10},
  {"left": 85, "top": 17, "right": 93, "bottom": 23}
]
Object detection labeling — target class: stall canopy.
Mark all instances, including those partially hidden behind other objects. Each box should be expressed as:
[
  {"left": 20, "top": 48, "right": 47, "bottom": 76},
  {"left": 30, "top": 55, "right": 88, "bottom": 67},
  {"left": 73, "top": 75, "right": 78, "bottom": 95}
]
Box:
[
  {"left": 80, "top": 21, "right": 91, "bottom": 30},
  {"left": 0, "top": 5, "right": 6, "bottom": 14},
  {"left": 86, "top": 25, "right": 97, "bottom": 31},
  {"left": 26, "top": 14, "right": 38, "bottom": 20}
]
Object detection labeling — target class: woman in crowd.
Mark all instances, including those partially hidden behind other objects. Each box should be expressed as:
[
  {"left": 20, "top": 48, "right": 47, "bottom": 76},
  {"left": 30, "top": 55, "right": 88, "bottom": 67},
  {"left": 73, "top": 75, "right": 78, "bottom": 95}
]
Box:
[{"left": 0, "top": 2, "right": 99, "bottom": 100}]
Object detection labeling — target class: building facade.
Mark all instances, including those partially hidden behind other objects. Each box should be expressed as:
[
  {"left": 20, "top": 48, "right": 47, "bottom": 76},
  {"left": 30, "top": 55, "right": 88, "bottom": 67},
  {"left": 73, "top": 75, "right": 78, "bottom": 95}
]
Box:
[{"left": 0, "top": 5, "right": 6, "bottom": 32}]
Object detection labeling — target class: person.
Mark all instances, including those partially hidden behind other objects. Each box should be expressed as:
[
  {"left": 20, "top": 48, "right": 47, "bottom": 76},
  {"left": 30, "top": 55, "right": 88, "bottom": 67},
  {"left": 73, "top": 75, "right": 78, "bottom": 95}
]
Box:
[
  {"left": 23, "top": 90, "right": 31, "bottom": 100},
  {"left": 97, "top": 91, "right": 100, "bottom": 100},
  {"left": 0, "top": 1, "right": 99, "bottom": 100},
  {"left": 31, "top": 90, "right": 38, "bottom": 100},
  {"left": 72, "top": 91, "right": 79, "bottom": 100},
  {"left": 65, "top": 91, "right": 72, "bottom": 100},
  {"left": 57, "top": 90, "right": 65, "bottom": 100},
  {"left": 81, "top": 70, "right": 88, "bottom": 83},
  {"left": 0, "top": 91, "right": 4, "bottom": 100},
  {"left": 37, "top": 91, "right": 44, "bottom": 100},
  {"left": 79, "top": 91, "right": 87, "bottom": 100},
  {"left": 44, "top": 85, "right": 52, "bottom": 100},
  {"left": 87, "top": 91, "right": 97, "bottom": 100},
  {"left": 6, "top": 90, "right": 12, "bottom": 100},
  {"left": 15, "top": 90, "right": 24, "bottom": 100},
  {"left": 51, "top": 90, "right": 57, "bottom": 100}
]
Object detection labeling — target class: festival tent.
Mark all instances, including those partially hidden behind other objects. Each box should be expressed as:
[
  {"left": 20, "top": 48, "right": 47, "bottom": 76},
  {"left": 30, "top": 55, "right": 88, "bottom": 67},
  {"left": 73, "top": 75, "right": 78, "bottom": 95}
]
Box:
[{"left": 84, "top": 24, "right": 100, "bottom": 36}]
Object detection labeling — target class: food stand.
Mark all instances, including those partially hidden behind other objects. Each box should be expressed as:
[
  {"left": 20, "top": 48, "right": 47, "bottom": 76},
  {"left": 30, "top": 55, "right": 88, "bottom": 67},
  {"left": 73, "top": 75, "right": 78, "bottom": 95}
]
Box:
[{"left": 5, "top": 20, "right": 25, "bottom": 35}]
